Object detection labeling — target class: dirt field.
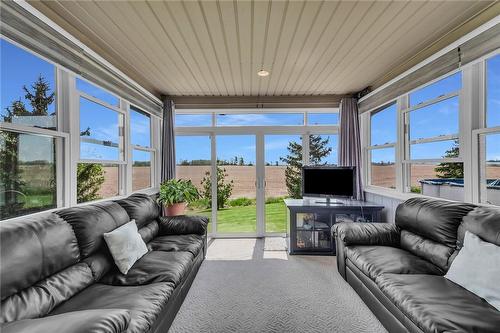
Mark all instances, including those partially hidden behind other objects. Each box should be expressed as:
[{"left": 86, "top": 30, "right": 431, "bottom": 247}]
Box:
[
  {"left": 177, "top": 165, "right": 288, "bottom": 198},
  {"left": 100, "top": 166, "right": 151, "bottom": 198},
  {"left": 371, "top": 164, "right": 500, "bottom": 189}
]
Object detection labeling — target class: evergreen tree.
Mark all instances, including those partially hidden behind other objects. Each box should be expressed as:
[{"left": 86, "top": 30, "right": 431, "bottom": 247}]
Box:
[
  {"left": 1, "top": 76, "right": 55, "bottom": 218},
  {"left": 279, "top": 135, "right": 332, "bottom": 198},
  {"left": 435, "top": 140, "right": 463, "bottom": 178}
]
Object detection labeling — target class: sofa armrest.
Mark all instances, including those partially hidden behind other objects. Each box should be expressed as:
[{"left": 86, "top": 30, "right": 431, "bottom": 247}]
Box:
[
  {"left": 332, "top": 222, "right": 400, "bottom": 280},
  {"left": 1, "top": 309, "right": 130, "bottom": 333},
  {"left": 332, "top": 222, "right": 400, "bottom": 247},
  {"left": 158, "top": 215, "right": 208, "bottom": 236}
]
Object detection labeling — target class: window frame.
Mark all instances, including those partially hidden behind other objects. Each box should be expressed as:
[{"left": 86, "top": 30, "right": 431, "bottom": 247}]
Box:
[
  {"left": 362, "top": 48, "right": 500, "bottom": 206},
  {"left": 366, "top": 102, "right": 398, "bottom": 190},
  {"left": 0, "top": 36, "right": 161, "bottom": 221},
  {"left": 129, "top": 105, "right": 155, "bottom": 192}
]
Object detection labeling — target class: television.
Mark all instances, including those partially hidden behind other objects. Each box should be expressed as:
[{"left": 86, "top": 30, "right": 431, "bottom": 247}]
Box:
[{"left": 302, "top": 166, "right": 355, "bottom": 200}]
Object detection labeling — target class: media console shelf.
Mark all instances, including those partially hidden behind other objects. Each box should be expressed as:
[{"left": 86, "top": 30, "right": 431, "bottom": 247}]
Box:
[{"left": 284, "top": 198, "right": 384, "bottom": 255}]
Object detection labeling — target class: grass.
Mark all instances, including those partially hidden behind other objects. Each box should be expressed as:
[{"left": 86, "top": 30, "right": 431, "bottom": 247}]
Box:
[{"left": 185, "top": 200, "right": 287, "bottom": 233}]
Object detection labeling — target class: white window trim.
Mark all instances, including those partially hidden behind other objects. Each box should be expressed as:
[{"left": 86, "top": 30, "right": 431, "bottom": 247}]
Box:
[
  {"left": 1, "top": 37, "right": 161, "bottom": 222},
  {"left": 363, "top": 49, "right": 500, "bottom": 206}
]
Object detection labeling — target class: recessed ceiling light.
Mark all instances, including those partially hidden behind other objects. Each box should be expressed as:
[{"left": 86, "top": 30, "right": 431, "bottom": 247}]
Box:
[{"left": 257, "top": 69, "right": 269, "bottom": 77}]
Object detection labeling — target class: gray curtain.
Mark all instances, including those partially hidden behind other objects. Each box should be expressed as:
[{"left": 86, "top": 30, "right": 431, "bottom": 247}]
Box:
[
  {"left": 339, "top": 97, "right": 364, "bottom": 201},
  {"left": 161, "top": 96, "right": 176, "bottom": 183}
]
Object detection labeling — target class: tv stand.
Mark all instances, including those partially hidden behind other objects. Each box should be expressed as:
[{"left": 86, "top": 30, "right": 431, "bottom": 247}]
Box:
[{"left": 284, "top": 199, "right": 384, "bottom": 255}]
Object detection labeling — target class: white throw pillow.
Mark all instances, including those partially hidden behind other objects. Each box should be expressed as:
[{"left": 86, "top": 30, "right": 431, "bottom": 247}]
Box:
[
  {"left": 103, "top": 220, "right": 148, "bottom": 275},
  {"left": 445, "top": 230, "right": 500, "bottom": 311}
]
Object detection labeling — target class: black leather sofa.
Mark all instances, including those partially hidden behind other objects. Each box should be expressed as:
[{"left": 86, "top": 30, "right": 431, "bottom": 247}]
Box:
[
  {"left": 0, "top": 193, "right": 208, "bottom": 333},
  {"left": 333, "top": 197, "right": 500, "bottom": 333}
]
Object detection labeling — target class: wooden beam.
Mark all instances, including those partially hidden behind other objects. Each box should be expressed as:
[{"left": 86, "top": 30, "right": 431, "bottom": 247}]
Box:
[{"left": 172, "top": 94, "right": 349, "bottom": 109}]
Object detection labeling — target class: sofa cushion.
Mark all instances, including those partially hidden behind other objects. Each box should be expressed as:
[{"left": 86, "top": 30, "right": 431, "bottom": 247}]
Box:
[
  {"left": 50, "top": 283, "right": 173, "bottom": 333},
  {"left": 400, "top": 230, "right": 455, "bottom": 271},
  {"left": 100, "top": 251, "right": 193, "bottom": 286},
  {"left": 149, "top": 234, "right": 204, "bottom": 256},
  {"left": 1, "top": 263, "right": 93, "bottom": 323},
  {"left": 0, "top": 213, "right": 80, "bottom": 300},
  {"left": 1, "top": 309, "right": 131, "bottom": 333},
  {"left": 377, "top": 274, "right": 500, "bottom": 333},
  {"left": 345, "top": 245, "right": 443, "bottom": 282},
  {"left": 395, "top": 197, "right": 476, "bottom": 247},
  {"left": 57, "top": 201, "right": 130, "bottom": 258},
  {"left": 115, "top": 193, "right": 160, "bottom": 229}
]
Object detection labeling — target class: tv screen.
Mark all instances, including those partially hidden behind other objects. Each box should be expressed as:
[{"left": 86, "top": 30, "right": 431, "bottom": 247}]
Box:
[{"left": 302, "top": 166, "right": 355, "bottom": 198}]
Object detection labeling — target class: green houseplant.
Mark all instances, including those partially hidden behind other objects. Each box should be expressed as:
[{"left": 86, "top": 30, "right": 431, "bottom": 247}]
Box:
[{"left": 158, "top": 179, "right": 199, "bottom": 216}]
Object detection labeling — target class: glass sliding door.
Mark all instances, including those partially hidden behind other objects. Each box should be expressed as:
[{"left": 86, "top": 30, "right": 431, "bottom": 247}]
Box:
[
  {"left": 264, "top": 135, "right": 302, "bottom": 233},
  {"left": 216, "top": 135, "right": 257, "bottom": 234},
  {"left": 175, "top": 135, "right": 213, "bottom": 232}
]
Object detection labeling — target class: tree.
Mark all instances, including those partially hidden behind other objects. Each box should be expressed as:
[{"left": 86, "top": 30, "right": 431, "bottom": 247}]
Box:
[
  {"left": 434, "top": 140, "right": 463, "bottom": 179},
  {"left": 1, "top": 76, "right": 55, "bottom": 218},
  {"left": 279, "top": 135, "right": 332, "bottom": 198},
  {"left": 200, "top": 166, "right": 234, "bottom": 209},
  {"left": 76, "top": 163, "right": 105, "bottom": 203},
  {"left": 77, "top": 128, "right": 105, "bottom": 203}
]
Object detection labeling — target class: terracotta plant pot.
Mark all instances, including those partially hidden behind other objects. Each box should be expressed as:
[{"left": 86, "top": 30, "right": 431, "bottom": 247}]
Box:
[{"left": 164, "top": 202, "right": 188, "bottom": 216}]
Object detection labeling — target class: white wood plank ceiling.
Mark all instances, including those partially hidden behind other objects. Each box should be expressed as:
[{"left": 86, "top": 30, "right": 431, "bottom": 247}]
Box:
[{"left": 29, "top": 1, "right": 494, "bottom": 98}]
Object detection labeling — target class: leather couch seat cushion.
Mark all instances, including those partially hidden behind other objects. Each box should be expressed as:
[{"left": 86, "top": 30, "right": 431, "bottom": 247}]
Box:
[
  {"left": 377, "top": 274, "right": 500, "bottom": 333},
  {"left": 149, "top": 234, "right": 204, "bottom": 256},
  {"left": 50, "top": 283, "right": 174, "bottom": 333},
  {"left": 345, "top": 246, "right": 443, "bottom": 281},
  {"left": 1, "top": 309, "right": 131, "bottom": 333},
  {"left": 101, "top": 251, "right": 194, "bottom": 286}
]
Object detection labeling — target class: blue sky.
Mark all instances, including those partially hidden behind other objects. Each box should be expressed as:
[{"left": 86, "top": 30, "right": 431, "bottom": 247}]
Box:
[{"left": 1, "top": 38, "right": 499, "bottom": 164}]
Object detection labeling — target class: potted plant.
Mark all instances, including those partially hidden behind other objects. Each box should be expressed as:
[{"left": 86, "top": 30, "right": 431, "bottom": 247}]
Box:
[{"left": 158, "top": 179, "right": 199, "bottom": 216}]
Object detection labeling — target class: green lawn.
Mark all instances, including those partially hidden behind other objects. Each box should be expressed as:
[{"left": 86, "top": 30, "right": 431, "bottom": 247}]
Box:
[{"left": 186, "top": 201, "right": 286, "bottom": 233}]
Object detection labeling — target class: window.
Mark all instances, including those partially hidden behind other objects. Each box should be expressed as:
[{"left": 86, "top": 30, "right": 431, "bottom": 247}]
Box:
[
  {"left": 368, "top": 104, "right": 397, "bottom": 189},
  {"left": 216, "top": 113, "right": 303, "bottom": 126},
  {"left": 175, "top": 114, "right": 212, "bottom": 127},
  {"left": 80, "top": 97, "right": 123, "bottom": 161},
  {"left": 76, "top": 78, "right": 119, "bottom": 107},
  {"left": 77, "top": 81, "right": 124, "bottom": 203},
  {"left": 1, "top": 39, "right": 56, "bottom": 130},
  {"left": 307, "top": 112, "right": 339, "bottom": 125},
  {"left": 409, "top": 72, "right": 461, "bottom": 107},
  {"left": 405, "top": 73, "right": 462, "bottom": 198},
  {"left": 130, "top": 106, "right": 153, "bottom": 191},
  {"left": 486, "top": 54, "right": 500, "bottom": 128},
  {"left": 175, "top": 135, "right": 212, "bottom": 232},
  {"left": 0, "top": 131, "right": 58, "bottom": 219}
]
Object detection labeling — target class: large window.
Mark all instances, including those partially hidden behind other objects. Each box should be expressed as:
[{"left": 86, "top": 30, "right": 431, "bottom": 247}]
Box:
[
  {"left": 404, "top": 72, "right": 462, "bottom": 199},
  {"left": 0, "top": 132, "right": 58, "bottom": 219},
  {"left": 1, "top": 38, "right": 65, "bottom": 219},
  {"left": 364, "top": 54, "right": 499, "bottom": 207},
  {"left": 130, "top": 106, "right": 153, "bottom": 191},
  {"left": 0, "top": 37, "right": 159, "bottom": 221},
  {"left": 368, "top": 104, "right": 397, "bottom": 189},
  {"left": 77, "top": 81, "right": 124, "bottom": 203}
]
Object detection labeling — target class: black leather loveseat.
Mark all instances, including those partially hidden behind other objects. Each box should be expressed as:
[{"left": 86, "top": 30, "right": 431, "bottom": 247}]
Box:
[
  {"left": 333, "top": 197, "right": 500, "bottom": 333},
  {"left": 0, "top": 193, "right": 207, "bottom": 333}
]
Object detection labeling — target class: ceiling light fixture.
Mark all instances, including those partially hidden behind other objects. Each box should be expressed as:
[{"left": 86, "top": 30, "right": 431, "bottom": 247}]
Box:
[{"left": 257, "top": 69, "right": 269, "bottom": 77}]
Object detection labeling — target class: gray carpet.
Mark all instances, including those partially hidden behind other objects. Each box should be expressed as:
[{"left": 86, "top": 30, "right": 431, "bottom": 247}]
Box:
[{"left": 169, "top": 238, "right": 386, "bottom": 333}]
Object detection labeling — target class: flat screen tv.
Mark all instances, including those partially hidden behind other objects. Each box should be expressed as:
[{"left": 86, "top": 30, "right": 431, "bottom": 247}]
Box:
[{"left": 302, "top": 166, "right": 355, "bottom": 199}]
